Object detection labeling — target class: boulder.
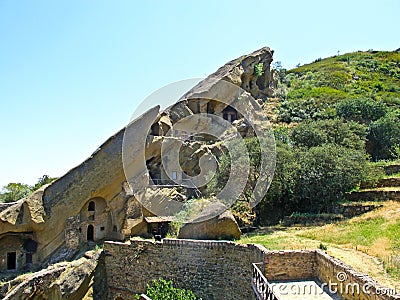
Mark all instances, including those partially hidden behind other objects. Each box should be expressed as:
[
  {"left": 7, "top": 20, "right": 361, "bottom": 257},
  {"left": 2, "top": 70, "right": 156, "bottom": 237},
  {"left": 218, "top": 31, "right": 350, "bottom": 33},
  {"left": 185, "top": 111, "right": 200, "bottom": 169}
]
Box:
[{"left": 178, "top": 203, "right": 241, "bottom": 240}]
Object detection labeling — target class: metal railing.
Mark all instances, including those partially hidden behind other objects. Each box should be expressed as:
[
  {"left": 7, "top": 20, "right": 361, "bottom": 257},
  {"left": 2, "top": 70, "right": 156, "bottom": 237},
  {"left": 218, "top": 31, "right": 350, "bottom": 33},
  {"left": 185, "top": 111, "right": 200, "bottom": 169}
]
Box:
[
  {"left": 252, "top": 263, "right": 280, "bottom": 300},
  {"left": 148, "top": 179, "right": 201, "bottom": 198}
]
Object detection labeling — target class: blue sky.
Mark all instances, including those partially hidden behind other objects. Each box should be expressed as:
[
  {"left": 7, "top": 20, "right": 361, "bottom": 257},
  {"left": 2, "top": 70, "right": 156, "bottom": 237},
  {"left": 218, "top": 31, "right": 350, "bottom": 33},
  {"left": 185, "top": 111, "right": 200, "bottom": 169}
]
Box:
[{"left": 0, "top": 0, "right": 399, "bottom": 187}]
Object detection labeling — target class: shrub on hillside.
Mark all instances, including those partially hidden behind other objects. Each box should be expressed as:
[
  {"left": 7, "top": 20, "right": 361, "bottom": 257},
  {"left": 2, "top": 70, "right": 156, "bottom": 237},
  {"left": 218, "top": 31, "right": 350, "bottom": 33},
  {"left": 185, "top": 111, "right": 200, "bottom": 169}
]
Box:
[
  {"left": 291, "top": 118, "right": 367, "bottom": 150},
  {"left": 369, "top": 110, "right": 400, "bottom": 160},
  {"left": 260, "top": 142, "right": 368, "bottom": 223},
  {"left": 336, "top": 98, "right": 387, "bottom": 124},
  {"left": 210, "top": 120, "right": 370, "bottom": 225}
]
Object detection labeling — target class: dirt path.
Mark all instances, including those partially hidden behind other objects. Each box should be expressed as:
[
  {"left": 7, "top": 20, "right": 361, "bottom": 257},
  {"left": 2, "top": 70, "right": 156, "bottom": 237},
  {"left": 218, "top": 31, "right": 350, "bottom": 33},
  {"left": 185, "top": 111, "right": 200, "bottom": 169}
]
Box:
[
  {"left": 259, "top": 229, "right": 400, "bottom": 290},
  {"left": 327, "top": 245, "right": 399, "bottom": 290}
]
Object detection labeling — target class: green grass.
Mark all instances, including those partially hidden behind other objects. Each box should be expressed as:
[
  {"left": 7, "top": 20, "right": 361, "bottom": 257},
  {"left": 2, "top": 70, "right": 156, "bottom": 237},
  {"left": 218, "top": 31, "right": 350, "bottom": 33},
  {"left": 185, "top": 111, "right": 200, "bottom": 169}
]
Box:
[
  {"left": 278, "top": 50, "right": 400, "bottom": 123},
  {"left": 240, "top": 233, "right": 289, "bottom": 249},
  {"left": 239, "top": 227, "right": 322, "bottom": 250},
  {"left": 241, "top": 212, "right": 400, "bottom": 251},
  {"left": 239, "top": 201, "right": 400, "bottom": 283},
  {"left": 372, "top": 159, "right": 400, "bottom": 167},
  {"left": 300, "top": 217, "right": 389, "bottom": 247},
  {"left": 383, "top": 255, "right": 400, "bottom": 279}
]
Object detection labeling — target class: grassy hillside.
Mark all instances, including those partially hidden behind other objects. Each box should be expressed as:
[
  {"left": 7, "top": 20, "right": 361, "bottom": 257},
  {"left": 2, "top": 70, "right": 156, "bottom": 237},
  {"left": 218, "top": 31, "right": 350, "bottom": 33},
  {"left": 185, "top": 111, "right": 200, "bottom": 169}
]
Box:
[
  {"left": 240, "top": 201, "right": 400, "bottom": 286},
  {"left": 237, "top": 50, "right": 400, "bottom": 287},
  {"left": 273, "top": 50, "right": 400, "bottom": 123}
]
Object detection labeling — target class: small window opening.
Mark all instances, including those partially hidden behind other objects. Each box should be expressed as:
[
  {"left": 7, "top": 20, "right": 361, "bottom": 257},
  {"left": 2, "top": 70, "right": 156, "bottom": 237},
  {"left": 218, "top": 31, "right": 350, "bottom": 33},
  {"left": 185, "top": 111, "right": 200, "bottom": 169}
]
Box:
[
  {"left": 171, "top": 171, "right": 178, "bottom": 180},
  {"left": 88, "top": 201, "right": 95, "bottom": 212},
  {"left": 100, "top": 226, "right": 105, "bottom": 231}
]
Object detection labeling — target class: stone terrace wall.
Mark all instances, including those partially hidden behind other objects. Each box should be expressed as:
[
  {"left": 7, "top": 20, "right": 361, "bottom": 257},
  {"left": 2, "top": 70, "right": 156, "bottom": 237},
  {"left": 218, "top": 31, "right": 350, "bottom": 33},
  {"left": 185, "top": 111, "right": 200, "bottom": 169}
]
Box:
[
  {"left": 104, "top": 239, "right": 399, "bottom": 300},
  {"left": 104, "top": 239, "right": 266, "bottom": 300},
  {"left": 317, "top": 251, "right": 400, "bottom": 300},
  {"left": 264, "top": 250, "right": 317, "bottom": 281}
]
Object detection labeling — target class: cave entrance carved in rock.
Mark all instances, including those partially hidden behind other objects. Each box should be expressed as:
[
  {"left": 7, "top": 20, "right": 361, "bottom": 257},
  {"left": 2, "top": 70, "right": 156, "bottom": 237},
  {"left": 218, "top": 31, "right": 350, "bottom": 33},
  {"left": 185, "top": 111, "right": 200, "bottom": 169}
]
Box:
[{"left": 87, "top": 224, "right": 94, "bottom": 241}]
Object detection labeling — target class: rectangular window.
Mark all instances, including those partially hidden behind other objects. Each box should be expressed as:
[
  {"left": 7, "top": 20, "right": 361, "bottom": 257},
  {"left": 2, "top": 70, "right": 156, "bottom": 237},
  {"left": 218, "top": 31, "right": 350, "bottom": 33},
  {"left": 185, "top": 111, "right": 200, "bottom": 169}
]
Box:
[
  {"left": 171, "top": 171, "right": 178, "bottom": 180},
  {"left": 100, "top": 226, "right": 105, "bottom": 231},
  {"left": 26, "top": 252, "right": 33, "bottom": 264},
  {"left": 7, "top": 252, "right": 16, "bottom": 270}
]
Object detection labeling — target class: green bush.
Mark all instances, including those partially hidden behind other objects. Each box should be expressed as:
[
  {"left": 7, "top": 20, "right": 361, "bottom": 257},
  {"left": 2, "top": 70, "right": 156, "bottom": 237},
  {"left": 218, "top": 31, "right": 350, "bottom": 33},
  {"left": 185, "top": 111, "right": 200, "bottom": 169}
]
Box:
[
  {"left": 138, "top": 278, "right": 201, "bottom": 300},
  {"left": 254, "top": 63, "right": 264, "bottom": 77},
  {"left": 336, "top": 98, "right": 387, "bottom": 124},
  {"left": 291, "top": 119, "right": 367, "bottom": 150},
  {"left": 277, "top": 98, "right": 336, "bottom": 123},
  {"left": 369, "top": 110, "right": 400, "bottom": 160},
  {"left": 259, "top": 119, "right": 369, "bottom": 223},
  {"left": 260, "top": 143, "right": 368, "bottom": 223},
  {"left": 319, "top": 243, "right": 328, "bottom": 251}
]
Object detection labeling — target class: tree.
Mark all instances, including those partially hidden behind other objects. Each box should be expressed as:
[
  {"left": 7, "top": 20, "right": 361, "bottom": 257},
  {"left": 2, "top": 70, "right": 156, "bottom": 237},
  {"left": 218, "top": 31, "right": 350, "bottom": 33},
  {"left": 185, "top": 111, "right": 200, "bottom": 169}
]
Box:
[
  {"left": 209, "top": 119, "right": 370, "bottom": 225},
  {"left": 207, "top": 137, "right": 273, "bottom": 225},
  {"left": 272, "top": 61, "right": 287, "bottom": 82},
  {"left": 259, "top": 142, "right": 368, "bottom": 223},
  {"left": 33, "top": 175, "right": 57, "bottom": 190},
  {"left": 369, "top": 110, "right": 400, "bottom": 160},
  {"left": 0, "top": 182, "right": 32, "bottom": 203},
  {"left": 259, "top": 142, "right": 301, "bottom": 223},
  {"left": 0, "top": 175, "right": 57, "bottom": 203},
  {"left": 294, "top": 144, "right": 367, "bottom": 212}
]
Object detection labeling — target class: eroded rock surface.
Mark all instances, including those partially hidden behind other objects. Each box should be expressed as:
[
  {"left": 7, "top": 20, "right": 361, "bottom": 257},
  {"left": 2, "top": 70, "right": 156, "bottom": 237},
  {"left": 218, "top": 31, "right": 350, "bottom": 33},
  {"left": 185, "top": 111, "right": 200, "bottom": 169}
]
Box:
[
  {"left": 0, "top": 250, "right": 104, "bottom": 300},
  {"left": 178, "top": 203, "right": 242, "bottom": 240},
  {"left": 0, "top": 46, "right": 274, "bottom": 275}
]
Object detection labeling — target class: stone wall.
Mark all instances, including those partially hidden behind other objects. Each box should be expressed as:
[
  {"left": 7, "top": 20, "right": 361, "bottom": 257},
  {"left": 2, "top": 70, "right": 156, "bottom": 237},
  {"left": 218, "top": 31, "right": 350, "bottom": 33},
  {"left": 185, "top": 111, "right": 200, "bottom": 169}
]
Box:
[
  {"left": 383, "top": 164, "right": 400, "bottom": 176},
  {"left": 264, "top": 250, "right": 317, "bottom": 280},
  {"left": 316, "top": 251, "right": 400, "bottom": 300},
  {"left": 104, "top": 240, "right": 399, "bottom": 300},
  {"left": 345, "top": 190, "right": 400, "bottom": 202},
  {"left": 105, "top": 239, "right": 266, "bottom": 300},
  {"left": 65, "top": 216, "right": 80, "bottom": 249}
]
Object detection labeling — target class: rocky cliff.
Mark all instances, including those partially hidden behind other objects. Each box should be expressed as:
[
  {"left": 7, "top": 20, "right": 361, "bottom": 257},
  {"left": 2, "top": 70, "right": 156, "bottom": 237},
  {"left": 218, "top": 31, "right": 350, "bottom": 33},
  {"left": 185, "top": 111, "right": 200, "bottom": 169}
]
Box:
[{"left": 0, "top": 46, "right": 275, "bottom": 299}]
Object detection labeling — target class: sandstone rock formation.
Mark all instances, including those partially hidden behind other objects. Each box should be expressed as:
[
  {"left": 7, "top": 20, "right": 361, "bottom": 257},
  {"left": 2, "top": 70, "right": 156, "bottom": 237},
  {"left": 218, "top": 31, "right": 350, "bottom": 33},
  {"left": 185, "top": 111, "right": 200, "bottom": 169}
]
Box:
[
  {"left": 0, "top": 250, "right": 104, "bottom": 300},
  {"left": 0, "top": 47, "right": 274, "bottom": 278}
]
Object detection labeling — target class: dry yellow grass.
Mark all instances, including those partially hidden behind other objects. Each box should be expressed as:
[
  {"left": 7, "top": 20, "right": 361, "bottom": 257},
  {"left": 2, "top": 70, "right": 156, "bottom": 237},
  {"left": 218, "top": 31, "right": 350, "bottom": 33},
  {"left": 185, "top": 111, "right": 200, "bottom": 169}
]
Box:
[{"left": 240, "top": 201, "right": 400, "bottom": 289}]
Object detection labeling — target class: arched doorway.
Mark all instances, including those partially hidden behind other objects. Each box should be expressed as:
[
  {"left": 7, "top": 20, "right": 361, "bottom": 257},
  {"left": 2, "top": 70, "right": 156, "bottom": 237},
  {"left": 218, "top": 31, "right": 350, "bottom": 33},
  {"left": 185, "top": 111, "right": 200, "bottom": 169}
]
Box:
[{"left": 87, "top": 225, "right": 94, "bottom": 241}]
